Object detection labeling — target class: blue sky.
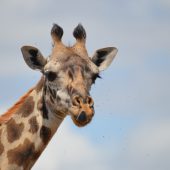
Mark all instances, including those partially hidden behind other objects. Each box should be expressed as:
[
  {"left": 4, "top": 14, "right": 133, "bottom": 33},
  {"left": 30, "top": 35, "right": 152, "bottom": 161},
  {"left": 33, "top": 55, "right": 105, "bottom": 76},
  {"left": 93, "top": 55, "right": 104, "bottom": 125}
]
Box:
[{"left": 0, "top": 0, "right": 170, "bottom": 169}]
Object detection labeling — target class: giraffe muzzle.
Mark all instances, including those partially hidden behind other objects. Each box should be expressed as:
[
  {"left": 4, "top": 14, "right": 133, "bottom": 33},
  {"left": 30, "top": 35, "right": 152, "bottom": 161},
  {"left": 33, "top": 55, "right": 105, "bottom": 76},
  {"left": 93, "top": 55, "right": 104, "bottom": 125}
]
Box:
[{"left": 71, "top": 96, "right": 95, "bottom": 127}]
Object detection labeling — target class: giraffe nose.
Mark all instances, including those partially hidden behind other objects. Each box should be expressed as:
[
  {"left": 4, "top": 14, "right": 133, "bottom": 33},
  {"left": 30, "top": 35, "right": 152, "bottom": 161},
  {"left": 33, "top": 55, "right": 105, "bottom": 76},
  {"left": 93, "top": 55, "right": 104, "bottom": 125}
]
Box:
[
  {"left": 72, "top": 96, "right": 94, "bottom": 107},
  {"left": 72, "top": 96, "right": 81, "bottom": 106}
]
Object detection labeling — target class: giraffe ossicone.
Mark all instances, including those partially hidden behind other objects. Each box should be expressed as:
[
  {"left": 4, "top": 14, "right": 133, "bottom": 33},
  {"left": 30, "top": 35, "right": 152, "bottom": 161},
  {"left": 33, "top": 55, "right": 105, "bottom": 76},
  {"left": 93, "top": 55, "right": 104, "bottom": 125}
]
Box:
[{"left": 0, "top": 24, "right": 118, "bottom": 169}]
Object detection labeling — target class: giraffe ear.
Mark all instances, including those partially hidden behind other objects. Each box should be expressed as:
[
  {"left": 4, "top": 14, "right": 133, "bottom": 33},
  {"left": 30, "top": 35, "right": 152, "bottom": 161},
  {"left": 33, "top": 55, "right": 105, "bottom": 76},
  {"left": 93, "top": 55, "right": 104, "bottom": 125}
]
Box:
[
  {"left": 21, "top": 46, "right": 47, "bottom": 71},
  {"left": 92, "top": 47, "right": 118, "bottom": 71}
]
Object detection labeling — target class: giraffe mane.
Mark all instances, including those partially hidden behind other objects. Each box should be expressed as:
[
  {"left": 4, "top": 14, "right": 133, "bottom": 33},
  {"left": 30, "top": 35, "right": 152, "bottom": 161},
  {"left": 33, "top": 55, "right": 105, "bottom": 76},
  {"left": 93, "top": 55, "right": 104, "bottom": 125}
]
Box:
[{"left": 0, "top": 88, "right": 34, "bottom": 124}]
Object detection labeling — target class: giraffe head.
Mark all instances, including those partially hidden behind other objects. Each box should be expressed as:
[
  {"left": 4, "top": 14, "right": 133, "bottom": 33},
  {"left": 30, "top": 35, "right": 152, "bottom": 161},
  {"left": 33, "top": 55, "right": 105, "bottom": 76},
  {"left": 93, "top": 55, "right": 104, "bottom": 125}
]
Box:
[{"left": 21, "top": 24, "right": 117, "bottom": 127}]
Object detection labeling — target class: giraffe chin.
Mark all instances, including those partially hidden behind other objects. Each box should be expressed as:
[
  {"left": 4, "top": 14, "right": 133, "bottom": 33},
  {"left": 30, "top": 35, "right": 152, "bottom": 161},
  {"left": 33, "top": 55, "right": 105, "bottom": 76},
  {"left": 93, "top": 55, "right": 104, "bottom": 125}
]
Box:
[
  {"left": 69, "top": 106, "right": 94, "bottom": 127},
  {"left": 71, "top": 115, "right": 92, "bottom": 127}
]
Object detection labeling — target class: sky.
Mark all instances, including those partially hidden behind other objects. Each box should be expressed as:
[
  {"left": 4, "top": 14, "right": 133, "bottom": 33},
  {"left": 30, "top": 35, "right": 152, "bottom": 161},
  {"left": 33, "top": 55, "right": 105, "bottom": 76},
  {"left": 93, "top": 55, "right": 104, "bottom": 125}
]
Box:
[{"left": 0, "top": 0, "right": 170, "bottom": 169}]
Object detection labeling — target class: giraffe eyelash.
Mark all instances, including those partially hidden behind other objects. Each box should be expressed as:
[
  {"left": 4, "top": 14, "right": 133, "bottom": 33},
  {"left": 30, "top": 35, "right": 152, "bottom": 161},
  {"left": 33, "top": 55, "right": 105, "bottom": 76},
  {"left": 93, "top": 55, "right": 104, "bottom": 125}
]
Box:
[{"left": 91, "top": 73, "right": 101, "bottom": 84}]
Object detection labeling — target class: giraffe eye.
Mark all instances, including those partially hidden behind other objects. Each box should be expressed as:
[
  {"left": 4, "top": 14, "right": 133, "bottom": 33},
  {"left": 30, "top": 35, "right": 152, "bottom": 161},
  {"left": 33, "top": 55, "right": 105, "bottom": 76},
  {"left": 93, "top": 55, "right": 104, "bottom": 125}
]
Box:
[{"left": 44, "top": 71, "right": 57, "bottom": 81}]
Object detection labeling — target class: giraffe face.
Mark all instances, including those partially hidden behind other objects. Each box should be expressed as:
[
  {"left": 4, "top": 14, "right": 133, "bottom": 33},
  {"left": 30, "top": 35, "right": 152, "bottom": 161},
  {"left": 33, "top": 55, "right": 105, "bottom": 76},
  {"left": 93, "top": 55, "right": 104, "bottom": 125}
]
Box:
[
  {"left": 43, "top": 54, "right": 99, "bottom": 127},
  {"left": 21, "top": 24, "right": 118, "bottom": 127}
]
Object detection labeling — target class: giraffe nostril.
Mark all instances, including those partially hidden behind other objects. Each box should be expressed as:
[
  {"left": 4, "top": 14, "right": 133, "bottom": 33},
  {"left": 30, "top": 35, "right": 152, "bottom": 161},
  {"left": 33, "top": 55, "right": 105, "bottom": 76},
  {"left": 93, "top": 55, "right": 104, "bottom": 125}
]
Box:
[
  {"left": 86, "top": 96, "right": 94, "bottom": 107},
  {"left": 72, "top": 96, "right": 81, "bottom": 106}
]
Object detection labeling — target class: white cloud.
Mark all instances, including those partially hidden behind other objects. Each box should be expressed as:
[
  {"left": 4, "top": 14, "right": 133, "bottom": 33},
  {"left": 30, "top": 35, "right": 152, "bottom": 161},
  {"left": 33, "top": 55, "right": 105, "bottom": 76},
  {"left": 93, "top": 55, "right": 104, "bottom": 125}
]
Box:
[
  {"left": 124, "top": 119, "right": 170, "bottom": 170},
  {"left": 158, "top": 0, "right": 170, "bottom": 8},
  {"left": 32, "top": 118, "right": 170, "bottom": 170},
  {"left": 131, "top": 121, "right": 170, "bottom": 154},
  {"left": 33, "top": 120, "right": 111, "bottom": 170},
  {"left": 0, "top": 0, "right": 41, "bottom": 10}
]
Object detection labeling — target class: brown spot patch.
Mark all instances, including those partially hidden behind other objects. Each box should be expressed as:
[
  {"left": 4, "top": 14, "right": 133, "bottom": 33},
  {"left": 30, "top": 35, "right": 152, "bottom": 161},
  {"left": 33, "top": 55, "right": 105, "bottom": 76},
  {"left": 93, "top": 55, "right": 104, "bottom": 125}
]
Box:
[
  {"left": 0, "top": 142, "right": 4, "bottom": 156},
  {"left": 37, "top": 98, "right": 49, "bottom": 119},
  {"left": 40, "top": 126, "right": 52, "bottom": 145},
  {"left": 17, "top": 96, "right": 35, "bottom": 117},
  {"left": 29, "top": 116, "right": 39, "bottom": 134},
  {"left": 7, "top": 118, "right": 24, "bottom": 143},
  {"left": 0, "top": 130, "right": 4, "bottom": 155},
  {"left": 37, "top": 98, "right": 43, "bottom": 110},
  {"left": 7, "top": 138, "right": 41, "bottom": 169}
]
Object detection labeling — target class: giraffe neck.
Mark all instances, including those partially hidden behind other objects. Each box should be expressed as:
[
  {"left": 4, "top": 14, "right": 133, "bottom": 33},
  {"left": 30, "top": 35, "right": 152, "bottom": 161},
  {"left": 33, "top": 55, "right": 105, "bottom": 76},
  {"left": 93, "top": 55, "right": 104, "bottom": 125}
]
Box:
[{"left": 0, "top": 77, "right": 66, "bottom": 170}]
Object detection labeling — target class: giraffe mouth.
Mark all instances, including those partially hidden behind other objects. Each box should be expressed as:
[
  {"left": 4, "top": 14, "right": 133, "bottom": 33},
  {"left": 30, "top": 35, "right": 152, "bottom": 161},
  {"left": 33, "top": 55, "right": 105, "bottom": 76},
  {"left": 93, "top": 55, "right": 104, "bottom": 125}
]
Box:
[
  {"left": 70, "top": 108, "right": 95, "bottom": 127},
  {"left": 71, "top": 114, "right": 93, "bottom": 127}
]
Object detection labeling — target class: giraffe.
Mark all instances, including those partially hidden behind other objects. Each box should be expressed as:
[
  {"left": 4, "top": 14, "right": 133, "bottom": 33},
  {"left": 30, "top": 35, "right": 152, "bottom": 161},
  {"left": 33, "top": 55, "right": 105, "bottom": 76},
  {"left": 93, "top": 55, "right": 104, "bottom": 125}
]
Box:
[{"left": 0, "top": 24, "right": 118, "bottom": 170}]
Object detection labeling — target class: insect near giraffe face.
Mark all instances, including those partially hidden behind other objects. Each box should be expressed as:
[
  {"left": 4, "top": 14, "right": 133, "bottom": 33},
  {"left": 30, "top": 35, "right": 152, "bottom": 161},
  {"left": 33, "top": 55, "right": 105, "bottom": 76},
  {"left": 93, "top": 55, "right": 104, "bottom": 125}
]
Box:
[{"left": 21, "top": 24, "right": 118, "bottom": 127}]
